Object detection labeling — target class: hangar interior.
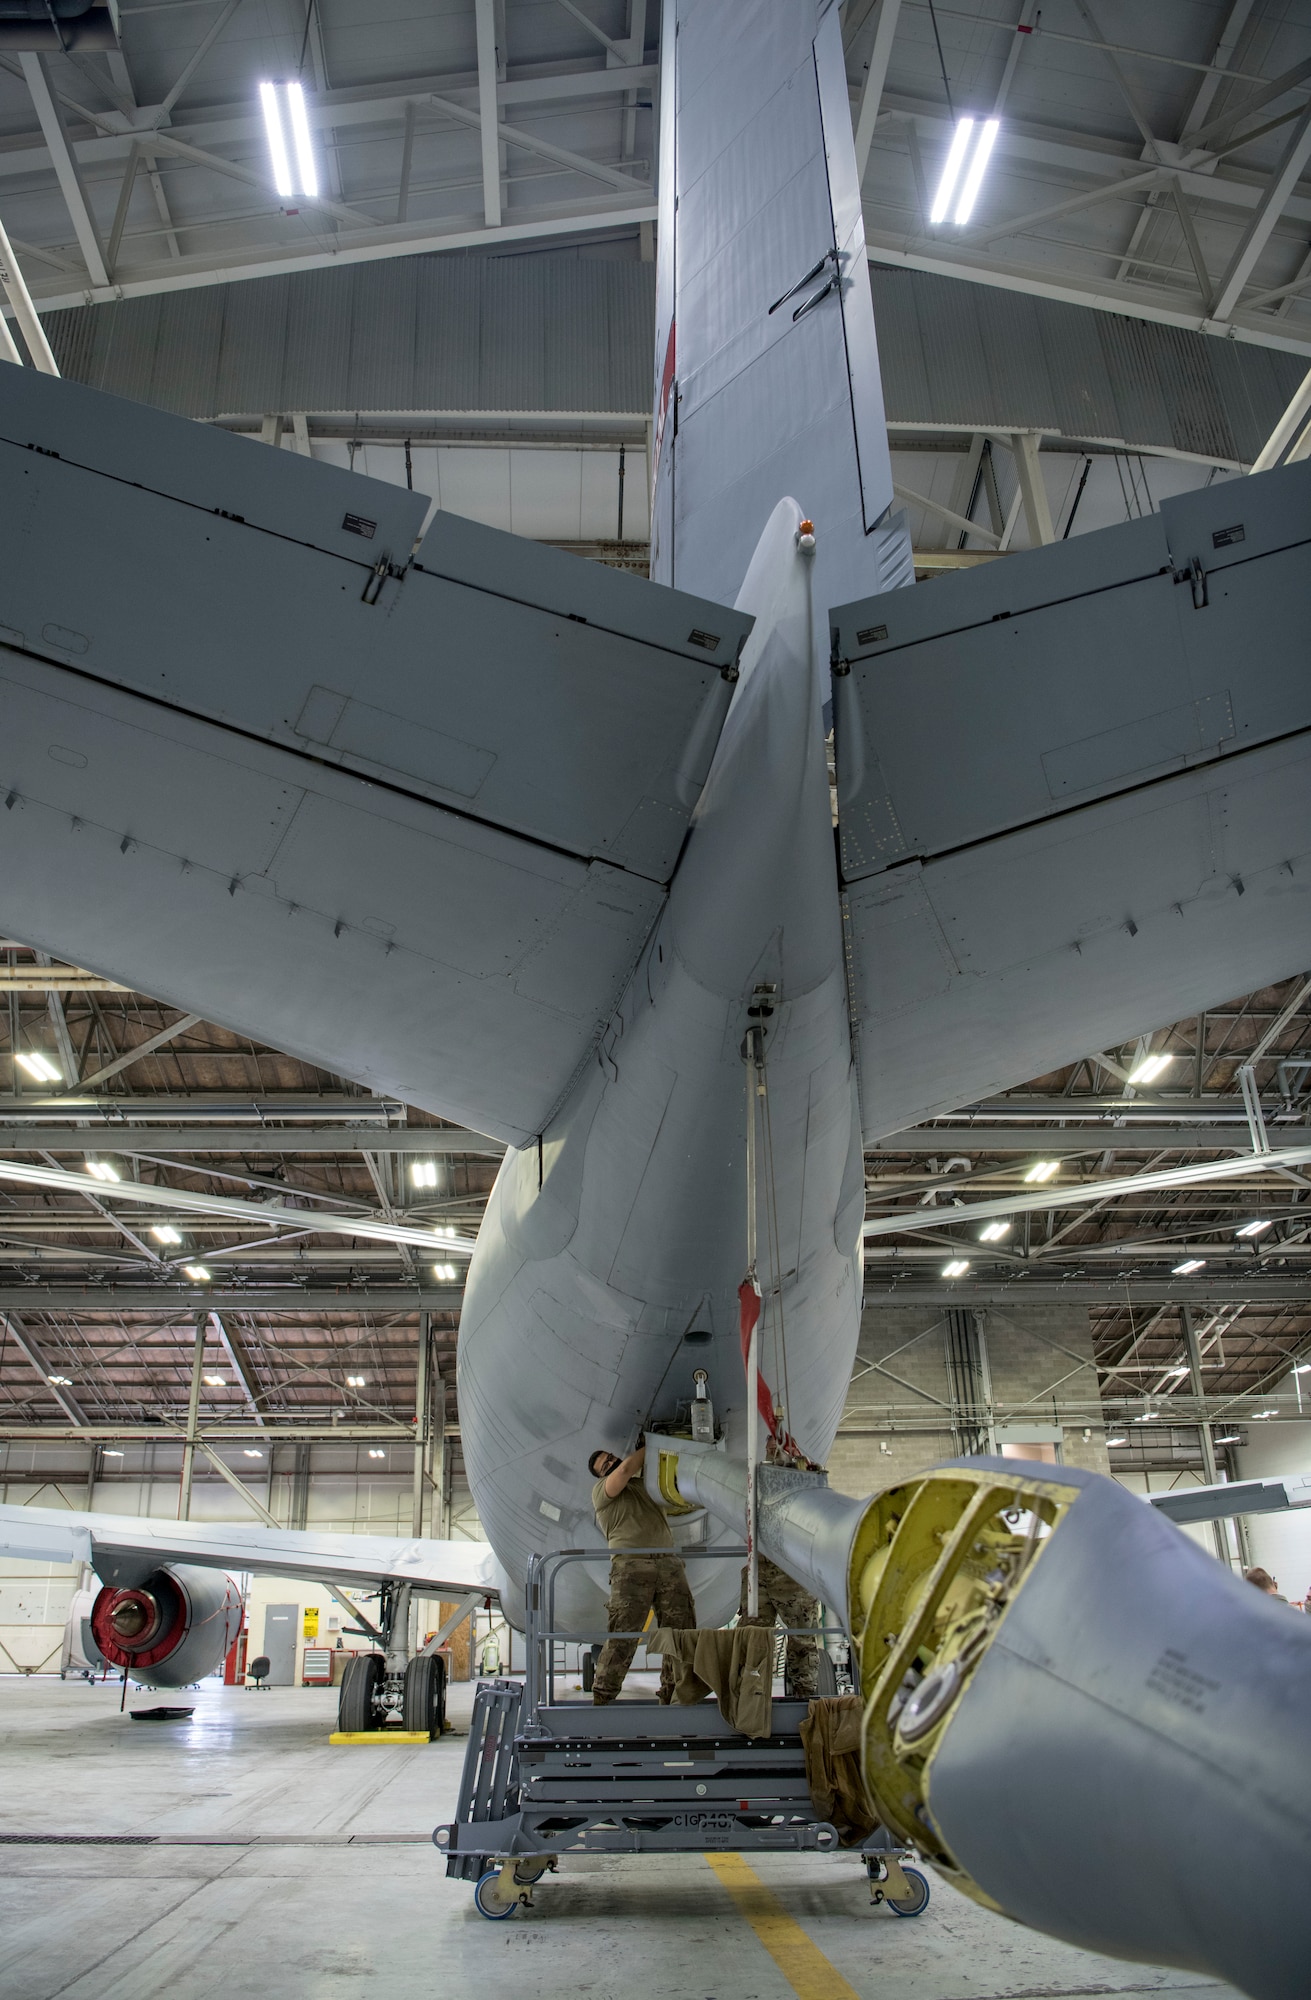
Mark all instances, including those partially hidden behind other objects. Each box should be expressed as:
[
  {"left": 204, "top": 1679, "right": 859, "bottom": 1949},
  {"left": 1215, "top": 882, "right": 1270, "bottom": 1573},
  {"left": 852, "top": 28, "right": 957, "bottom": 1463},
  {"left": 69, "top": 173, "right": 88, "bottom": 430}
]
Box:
[{"left": 1, "top": 2, "right": 1309, "bottom": 1998}]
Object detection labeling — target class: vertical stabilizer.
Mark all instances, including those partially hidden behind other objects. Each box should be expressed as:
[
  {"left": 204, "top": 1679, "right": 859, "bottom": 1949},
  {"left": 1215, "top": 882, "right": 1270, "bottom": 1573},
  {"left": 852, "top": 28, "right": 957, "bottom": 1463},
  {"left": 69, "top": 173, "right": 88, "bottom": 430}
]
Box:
[{"left": 651, "top": 0, "right": 912, "bottom": 620}]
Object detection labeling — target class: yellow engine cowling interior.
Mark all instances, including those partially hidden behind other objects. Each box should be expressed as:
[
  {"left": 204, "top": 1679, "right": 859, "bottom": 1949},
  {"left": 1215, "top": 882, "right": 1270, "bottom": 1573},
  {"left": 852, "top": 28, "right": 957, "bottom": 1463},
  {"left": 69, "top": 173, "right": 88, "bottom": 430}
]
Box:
[{"left": 850, "top": 1467, "right": 1078, "bottom": 1905}]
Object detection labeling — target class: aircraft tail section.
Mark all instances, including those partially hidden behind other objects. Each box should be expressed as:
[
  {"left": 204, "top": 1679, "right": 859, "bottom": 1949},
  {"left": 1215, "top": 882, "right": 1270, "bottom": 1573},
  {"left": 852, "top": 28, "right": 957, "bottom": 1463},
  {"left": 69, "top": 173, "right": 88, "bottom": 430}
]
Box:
[{"left": 650, "top": 0, "right": 912, "bottom": 623}]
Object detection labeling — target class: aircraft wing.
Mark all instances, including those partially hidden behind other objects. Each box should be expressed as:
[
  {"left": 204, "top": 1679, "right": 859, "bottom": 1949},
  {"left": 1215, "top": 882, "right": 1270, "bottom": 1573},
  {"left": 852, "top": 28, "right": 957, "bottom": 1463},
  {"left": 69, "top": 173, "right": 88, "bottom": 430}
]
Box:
[
  {"left": 0, "top": 367, "right": 752, "bottom": 1147},
  {"left": 1147, "top": 1475, "right": 1311, "bottom": 1526},
  {"left": 0, "top": 1500, "right": 501, "bottom": 1598},
  {"left": 831, "top": 461, "right": 1311, "bottom": 1141}
]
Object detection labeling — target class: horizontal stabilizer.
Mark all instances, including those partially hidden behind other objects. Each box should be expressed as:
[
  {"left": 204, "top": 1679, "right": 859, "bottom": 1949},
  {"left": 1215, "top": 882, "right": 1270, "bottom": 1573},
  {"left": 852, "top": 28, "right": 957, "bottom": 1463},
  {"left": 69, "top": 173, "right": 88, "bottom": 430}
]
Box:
[
  {"left": 832, "top": 462, "right": 1311, "bottom": 1139},
  {"left": 1148, "top": 1475, "right": 1311, "bottom": 1525},
  {"left": 0, "top": 369, "right": 751, "bottom": 1144},
  {"left": 0, "top": 1501, "right": 501, "bottom": 1599}
]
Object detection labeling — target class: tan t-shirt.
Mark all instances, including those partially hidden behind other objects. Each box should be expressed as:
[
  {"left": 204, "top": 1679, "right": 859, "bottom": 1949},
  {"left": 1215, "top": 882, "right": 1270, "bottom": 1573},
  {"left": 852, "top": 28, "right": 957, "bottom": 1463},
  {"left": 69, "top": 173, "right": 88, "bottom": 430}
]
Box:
[{"left": 592, "top": 1474, "right": 673, "bottom": 1551}]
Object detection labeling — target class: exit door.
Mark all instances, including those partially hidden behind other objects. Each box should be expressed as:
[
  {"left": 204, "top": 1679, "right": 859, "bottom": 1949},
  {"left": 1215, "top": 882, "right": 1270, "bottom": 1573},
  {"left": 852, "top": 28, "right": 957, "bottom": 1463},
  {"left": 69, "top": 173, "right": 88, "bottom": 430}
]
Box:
[{"left": 263, "top": 1603, "right": 298, "bottom": 1685}]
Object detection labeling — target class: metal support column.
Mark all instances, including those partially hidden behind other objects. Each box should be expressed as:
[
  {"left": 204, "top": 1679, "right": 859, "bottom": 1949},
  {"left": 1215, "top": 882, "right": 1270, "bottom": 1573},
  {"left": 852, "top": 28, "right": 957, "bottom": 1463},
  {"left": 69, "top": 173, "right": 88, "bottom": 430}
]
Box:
[
  {"left": 413, "top": 1310, "right": 430, "bottom": 1537},
  {"left": 1182, "top": 1304, "right": 1226, "bottom": 1563},
  {"left": 178, "top": 1315, "right": 205, "bottom": 1521}
]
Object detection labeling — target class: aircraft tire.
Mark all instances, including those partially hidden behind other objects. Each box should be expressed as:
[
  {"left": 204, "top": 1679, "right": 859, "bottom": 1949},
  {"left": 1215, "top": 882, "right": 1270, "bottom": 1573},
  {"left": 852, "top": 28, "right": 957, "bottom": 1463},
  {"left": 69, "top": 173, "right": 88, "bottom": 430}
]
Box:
[
  {"left": 403, "top": 1652, "right": 446, "bottom": 1738},
  {"left": 338, "top": 1651, "right": 385, "bottom": 1732}
]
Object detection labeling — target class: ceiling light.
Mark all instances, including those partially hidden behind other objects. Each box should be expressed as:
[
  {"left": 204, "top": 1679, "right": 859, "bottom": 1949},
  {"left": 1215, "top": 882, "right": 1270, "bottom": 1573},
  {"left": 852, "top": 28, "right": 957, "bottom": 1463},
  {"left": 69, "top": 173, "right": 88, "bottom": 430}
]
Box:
[
  {"left": 979, "top": 1220, "right": 1011, "bottom": 1241},
  {"left": 1166, "top": 1365, "right": 1189, "bottom": 1377},
  {"left": 103, "top": 1448, "right": 123, "bottom": 1458},
  {"left": 203, "top": 1375, "right": 226, "bottom": 1388},
  {"left": 1235, "top": 1218, "right": 1272, "bottom": 1238},
  {"left": 434, "top": 1225, "right": 457, "bottom": 1239},
  {"left": 1172, "top": 1258, "right": 1205, "bottom": 1275},
  {"left": 260, "top": 80, "right": 316, "bottom": 200},
  {"left": 346, "top": 1374, "right": 366, "bottom": 1387},
  {"left": 942, "top": 1258, "right": 970, "bottom": 1277},
  {"left": 243, "top": 1448, "right": 263, "bottom": 1458},
  {"left": 411, "top": 1161, "right": 438, "bottom": 1188},
  {"left": 1023, "top": 1160, "right": 1059, "bottom": 1184},
  {"left": 1253, "top": 1408, "right": 1279, "bottom": 1419},
  {"left": 930, "top": 116, "right": 975, "bottom": 226},
  {"left": 84, "top": 1158, "right": 120, "bottom": 1182},
  {"left": 432, "top": 1262, "right": 458, "bottom": 1282},
  {"left": 15, "top": 1049, "right": 60, "bottom": 1082},
  {"left": 367, "top": 1448, "right": 386, "bottom": 1460},
  {"left": 183, "top": 1264, "right": 211, "bottom": 1282},
  {"left": 259, "top": 81, "right": 294, "bottom": 198},
  {"left": 1214, "top": 1433, "right": 1241, "bottom": 1444},
  {"left": 1127, "top": 1051, "right": 1173, "bottom": 1085},
  {"left": 47, "top": 1373, "right": 72, "bottom": 1386},
  {"left": 151, "top": 1223, "right": 183, "bottom": 1245},
  {"left": 953, "top": 117, "right": 1000, "bottom": 225},
  {"left": 1294, "top": 1363, "right": 1311, "bottom": 1375},
  {"left": 1106, "top": 1436, "right": 1126, "bottom": 1446}
]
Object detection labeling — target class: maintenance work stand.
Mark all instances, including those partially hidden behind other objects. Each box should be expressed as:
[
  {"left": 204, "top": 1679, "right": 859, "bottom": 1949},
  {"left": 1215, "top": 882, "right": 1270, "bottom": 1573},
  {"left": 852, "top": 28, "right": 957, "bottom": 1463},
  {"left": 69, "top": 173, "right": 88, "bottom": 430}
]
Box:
[{"left": 433, "top": 1548, "right": 932, "bottom": 1921}]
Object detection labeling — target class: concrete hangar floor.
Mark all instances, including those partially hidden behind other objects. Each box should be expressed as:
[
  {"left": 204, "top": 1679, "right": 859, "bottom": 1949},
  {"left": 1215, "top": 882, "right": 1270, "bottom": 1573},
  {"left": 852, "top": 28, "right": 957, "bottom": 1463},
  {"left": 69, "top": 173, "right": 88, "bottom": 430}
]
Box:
[{"left": 1, "top": 1676, "right": 1241, "bottom": 2000}]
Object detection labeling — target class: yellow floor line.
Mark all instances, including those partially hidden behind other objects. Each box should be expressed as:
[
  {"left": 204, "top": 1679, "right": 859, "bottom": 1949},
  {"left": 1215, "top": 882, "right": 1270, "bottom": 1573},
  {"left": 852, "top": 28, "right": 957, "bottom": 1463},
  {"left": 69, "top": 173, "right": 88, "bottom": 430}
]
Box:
[{"left": 705, "top": 1852, "right": 863, "bottom": 2000}]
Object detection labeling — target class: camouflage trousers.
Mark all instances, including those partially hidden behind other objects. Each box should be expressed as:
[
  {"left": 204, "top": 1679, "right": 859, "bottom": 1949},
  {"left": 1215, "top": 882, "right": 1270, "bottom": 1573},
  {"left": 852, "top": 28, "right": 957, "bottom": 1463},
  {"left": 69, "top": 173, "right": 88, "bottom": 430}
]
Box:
[
  {"left": 593, "top": 1552, "right": 696, "bottom": 1702},
  {"left": 738, "top": 1555, "right": 820, "bottom": 1699}
]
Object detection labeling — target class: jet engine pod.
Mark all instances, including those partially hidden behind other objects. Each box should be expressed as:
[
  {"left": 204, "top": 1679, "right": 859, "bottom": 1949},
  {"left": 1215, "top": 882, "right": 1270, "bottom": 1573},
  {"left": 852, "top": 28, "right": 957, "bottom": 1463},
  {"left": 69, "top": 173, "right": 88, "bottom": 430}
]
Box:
[{"left": 91, "top": 1564, "right": 242, "bottom": 1688}]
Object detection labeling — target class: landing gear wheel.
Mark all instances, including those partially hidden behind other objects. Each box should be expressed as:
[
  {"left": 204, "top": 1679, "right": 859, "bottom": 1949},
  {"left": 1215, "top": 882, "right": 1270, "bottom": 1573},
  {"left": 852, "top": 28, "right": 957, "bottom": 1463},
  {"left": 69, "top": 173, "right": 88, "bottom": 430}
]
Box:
[
  {"left": 338, "top": 1652, "right": 385, "bottom": 1733},
  {"left": 403, "top": 1653, "right": 447, "bottom": 1738},
  {"left": 887, "top": 1866, "right": 931, "bottom": 1917},
  {"left": 474, "top": 1868, "right": 519, "bottom": 1919}
]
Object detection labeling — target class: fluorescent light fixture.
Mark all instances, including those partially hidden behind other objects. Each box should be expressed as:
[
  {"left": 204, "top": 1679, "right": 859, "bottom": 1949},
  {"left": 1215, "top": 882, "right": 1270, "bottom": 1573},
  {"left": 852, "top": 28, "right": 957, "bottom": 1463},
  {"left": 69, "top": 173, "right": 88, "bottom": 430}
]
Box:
[
  {"left": 1127, "top": 1051, "right": 1173, "bottom": 1085},
  {"left": 243, "top": 1448, "right": 263, "bottom": 1458},
  {"left": 15, "top": 1049, "right": 60, "bottom": 1082},
  {"left": 434, "top": 1224, "right": 457, "bottom": 1239},
  {"left": 1253, "top": 1408, "right": 1279, "bottom": 1419},
  {"left": 411, "top": 1161, "right": 438, "bottom": 1188},
  {"left": 1106, "top": 1436, "right": 1127, "bottom": 1446},
  {"left": 1294, "top": 1363, "right": 1311, "bottom": 1375},
  {"left": 432, "top": 1263, "right": 458, "bottom": 1282},
  {"left": 84, "top": 1158, "right": 120, "bottom": 1182},
  {"left": 47, "top": 1373, "right": 72, "bottom": 1386},
  {"left": 259, "top": 81, "right": 294, "bottom": 197},
  {"left": 1172, "top": 1258, "right": 1206, "bottom": 1275},
  {"left": 183, "top": 1264, "right": 211, "bottom": 1282},
  {"left": 942, "top": 1258, "right": 970, "bottom": 1277},
  {"left": 930, "top": 117, "right": 975, "bottom": 225},
  {"left": 979, "top": 1220, "right": 1011, "bottom": 1241},
  {"left": 260, "top": 80, "right": 317, "bottom": 199},
  {"left": 1235, "top": 1218, "right": 1272, "bottom": 1238},
  {"left": 1214, "top": 1433, "right": 1241, "bottom": 1444},
  {"left": 367, "top": 1448, "right": 386, "bottom": 1460},
  {"left": 1133, "top": 1413, "right": 1155, "bottom": 1423},
  {"left": 203, "top": 1375, "right": 226, "bottom": 1388},
  {"left": 151, "top": 1224, "right": 182, "bottom": 1245},
  {"left": 103, "top": 1448, "right": 123, "bottom": 1457},
  {"left": 346, "top": 1373, "right": 366, "bottom": 1387},
  {"left": 1023, "top": 1160, "right": 1059, "bottom": 1184},
  {"left": 953, "top": 116, "right": 1000, "bottom": 224},
  {"left": 1166, "top": 1365, "right": 1189, "bottom": 1376},
  {"left": 284, "top": 80, "right": 318, "bottom": 197}
]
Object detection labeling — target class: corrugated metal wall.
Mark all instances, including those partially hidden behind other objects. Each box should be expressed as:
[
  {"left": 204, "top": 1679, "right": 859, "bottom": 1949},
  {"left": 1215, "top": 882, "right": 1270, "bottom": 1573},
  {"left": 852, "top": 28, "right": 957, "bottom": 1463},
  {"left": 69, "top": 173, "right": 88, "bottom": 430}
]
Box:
[
  {"left": 43, "top": 251, "right": 1304, "bottom": 463},
  {"left": 45, "top": 253, "right": 657, "bottom": 419},
  {"left": 870, "top": 267, "right": 1304, "bottom": 465}
]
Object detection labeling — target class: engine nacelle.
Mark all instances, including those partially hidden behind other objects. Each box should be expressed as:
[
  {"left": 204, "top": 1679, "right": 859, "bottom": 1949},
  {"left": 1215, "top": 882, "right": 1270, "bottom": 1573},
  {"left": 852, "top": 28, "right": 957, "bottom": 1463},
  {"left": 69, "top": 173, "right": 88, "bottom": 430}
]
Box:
[{"left": 90, "top": 1564, "right": 242, "bottom": 1688}]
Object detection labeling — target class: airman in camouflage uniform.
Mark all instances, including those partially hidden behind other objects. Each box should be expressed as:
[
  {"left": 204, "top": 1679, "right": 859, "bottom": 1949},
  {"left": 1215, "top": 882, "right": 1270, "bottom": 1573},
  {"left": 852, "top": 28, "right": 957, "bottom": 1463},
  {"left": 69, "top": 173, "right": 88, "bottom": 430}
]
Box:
[
  {"left": 588, "top": 1443, "right": 695, "bottom": 1703},
  {"left": 738, "top": 1554, "right": 820, "bottom": 1699}
]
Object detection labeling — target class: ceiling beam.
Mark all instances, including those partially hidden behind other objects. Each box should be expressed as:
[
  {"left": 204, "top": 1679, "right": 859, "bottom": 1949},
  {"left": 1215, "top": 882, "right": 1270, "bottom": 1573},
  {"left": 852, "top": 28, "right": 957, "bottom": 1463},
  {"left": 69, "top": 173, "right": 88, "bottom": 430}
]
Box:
[
  {"left": 18, "top": 53, "right": 108, "bottom": 287},
  {"left": 863, "top": 1279, "right": 1311, "bottom": 1304},
  {"left": 1, "top": 1310, "right": 88, "bottom": 1423},
  {"left": 0, "top": 1158, "right": 476, "bottom": 1254},
  {"left": 1210, "top": 100, "right": 1311, "bottom": 320},
  {"left": 208, "top": 1309, "right": 265, "bottom": 1428},
  {"left": 71, "top": 1015, "right": 202, "bottom": 1094},
  {"left": 0, "top": 1288, "right": 457, "bottom": 1311},
  {"left": 852, "top": 0, "right": 902, "bottom": 182},
  {"left": 869, "top": 1126, "right": 1305, "bottom": 1153},
  {"left": 474, "top": 0, "right": 502, "bottom": 228},
  {"left": 0, "top": 1125, "right": 504, "bottom": 1154}
]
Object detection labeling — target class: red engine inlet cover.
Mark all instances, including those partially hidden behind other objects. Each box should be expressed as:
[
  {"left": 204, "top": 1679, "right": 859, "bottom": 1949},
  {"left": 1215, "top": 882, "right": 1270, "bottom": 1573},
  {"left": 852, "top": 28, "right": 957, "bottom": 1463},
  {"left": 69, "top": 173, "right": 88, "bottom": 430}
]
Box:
[{"left": 91, "top": 1573, "right": 187, "bottom": 1670}]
